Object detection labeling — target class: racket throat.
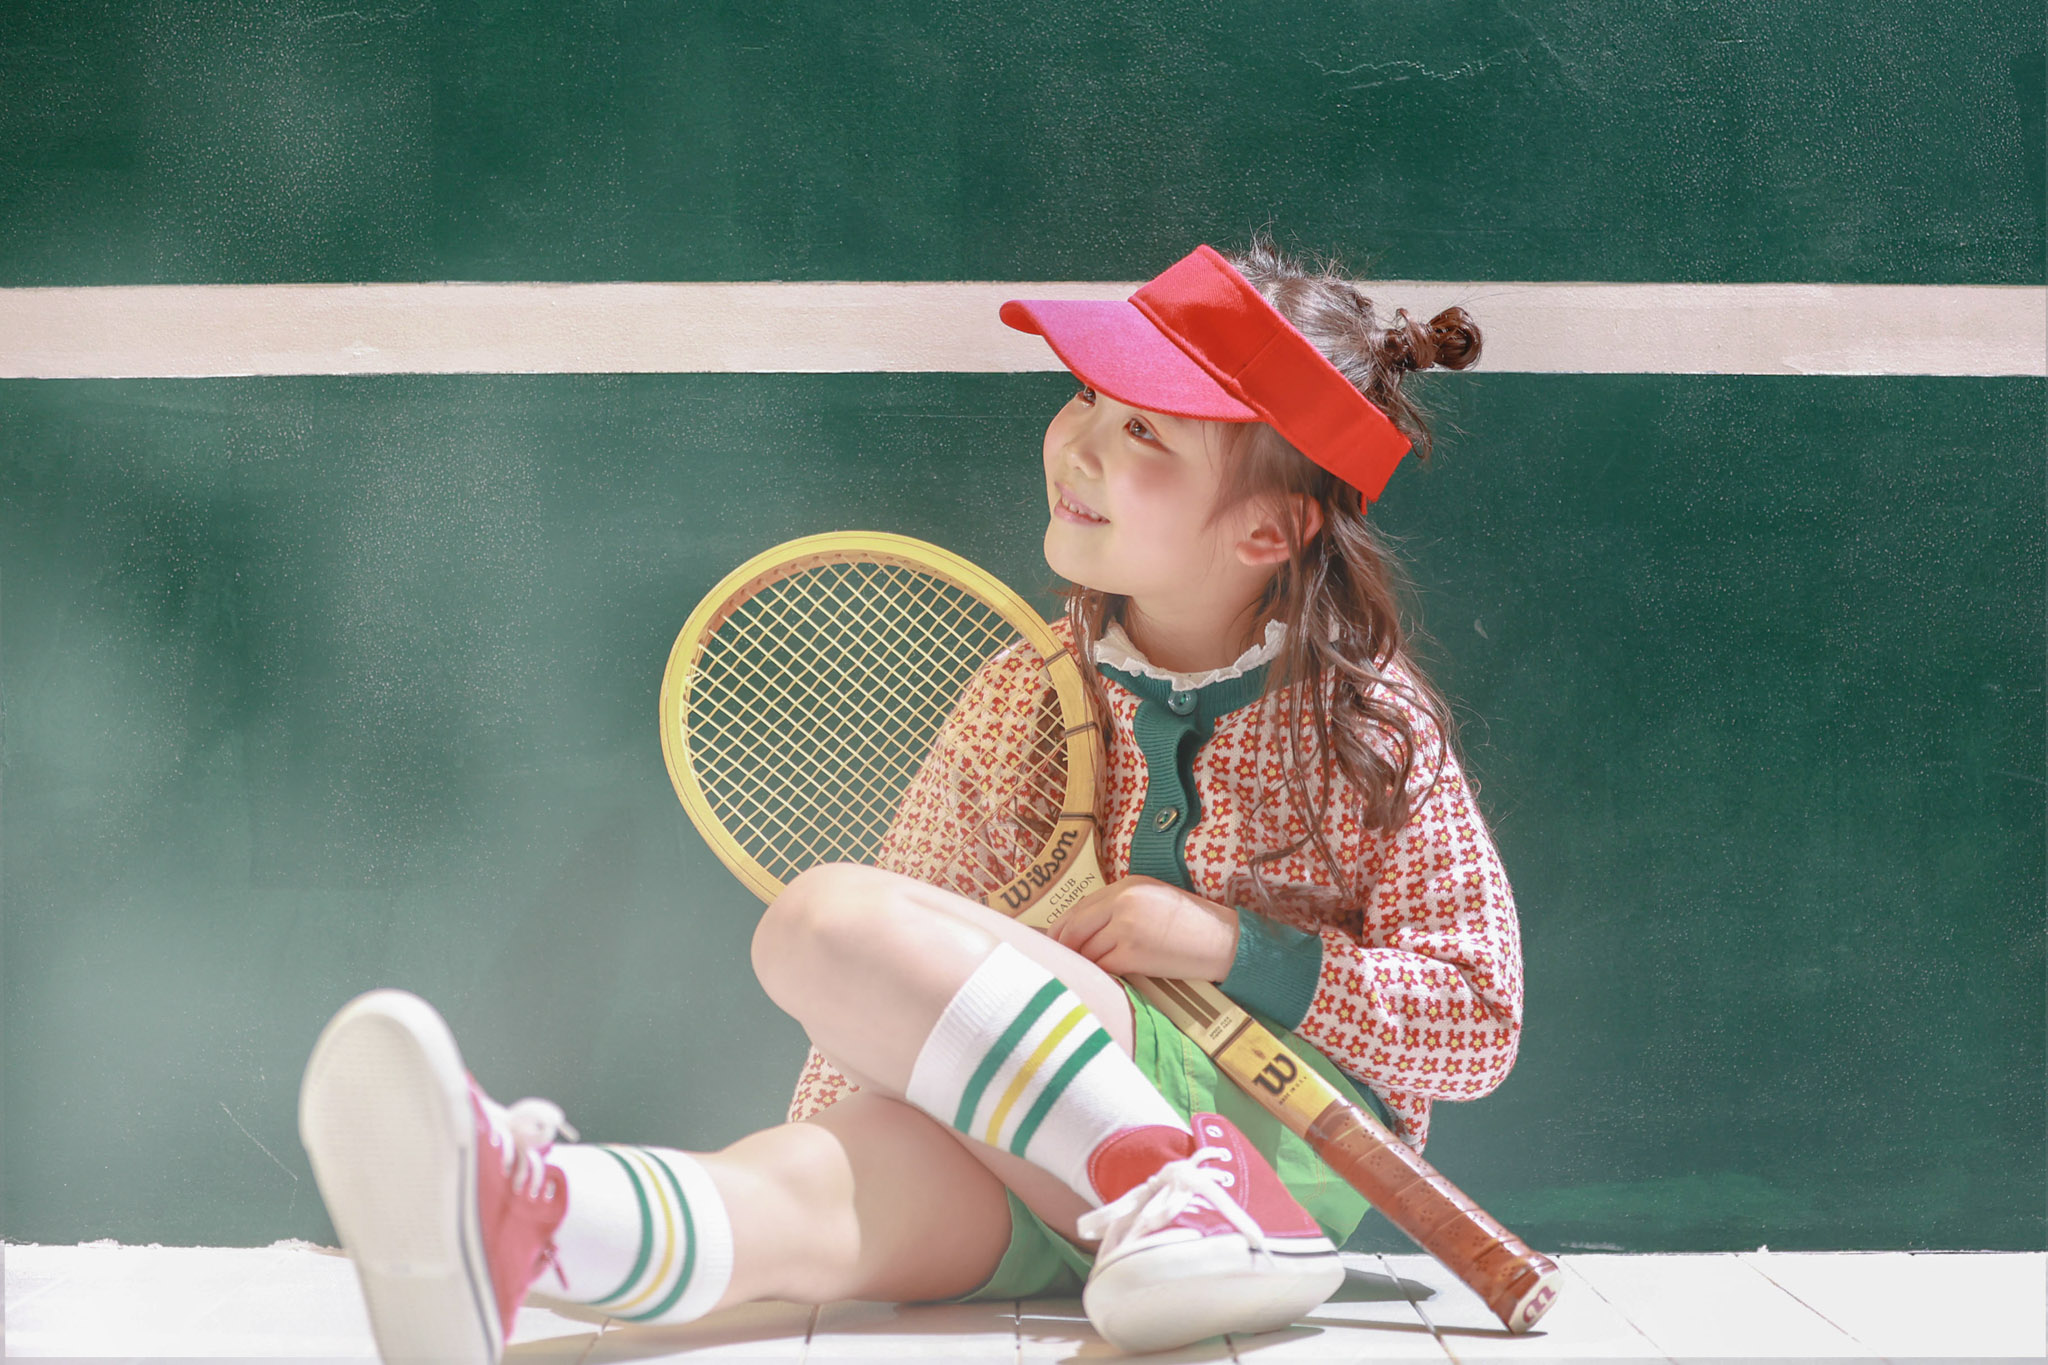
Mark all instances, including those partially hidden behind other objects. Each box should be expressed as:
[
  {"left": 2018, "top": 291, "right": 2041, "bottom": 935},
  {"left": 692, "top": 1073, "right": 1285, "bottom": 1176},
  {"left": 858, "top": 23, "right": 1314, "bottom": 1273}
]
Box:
[{"left": 1006, "top": 825, "right": 1106, "bottom": 932}]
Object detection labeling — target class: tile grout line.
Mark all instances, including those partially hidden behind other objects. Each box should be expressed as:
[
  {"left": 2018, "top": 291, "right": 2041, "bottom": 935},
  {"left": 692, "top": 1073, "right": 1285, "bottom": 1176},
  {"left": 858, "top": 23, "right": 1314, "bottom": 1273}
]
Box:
[
  {"left": 1368, "top": 1252, "right": 1466, "bottom": 1358},
  {"left": 797, "top": 1301, "right": 819, "bottom": 1363},
  {"left": 576, "top": 1307, "right": 624, "bottom": 1365},
  {"left": 1555, "top": 1257, "right": 1674, "bottom": 1363},
  {"left": 1734, "top": 1254, "right": 1893, "bottom": 1362},
  {"left": 0, "top": 1271, "right": 72, "bottom": 1316},
  {"left": 1729, "top": 1252, "right": 1880, "bottom": 1354},
  {"left": 1381, "top": 1251, "right": 1463, "bottom": 1363}
]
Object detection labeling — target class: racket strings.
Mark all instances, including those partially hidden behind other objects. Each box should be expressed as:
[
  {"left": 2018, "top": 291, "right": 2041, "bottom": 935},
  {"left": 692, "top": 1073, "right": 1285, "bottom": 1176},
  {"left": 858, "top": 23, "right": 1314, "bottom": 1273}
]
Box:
[
  {"left": 684, "top": 559, "right": 1071, "bottom": 888},
  {"left": 693, "top": 566, "right": 981, "bottom": 871}
]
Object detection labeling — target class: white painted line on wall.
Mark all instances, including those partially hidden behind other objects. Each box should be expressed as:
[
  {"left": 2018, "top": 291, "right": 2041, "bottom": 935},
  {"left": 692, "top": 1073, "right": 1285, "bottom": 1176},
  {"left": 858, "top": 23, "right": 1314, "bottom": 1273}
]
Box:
[{"left": 1, "top": 281, "right": 2041, "bottom": 379}]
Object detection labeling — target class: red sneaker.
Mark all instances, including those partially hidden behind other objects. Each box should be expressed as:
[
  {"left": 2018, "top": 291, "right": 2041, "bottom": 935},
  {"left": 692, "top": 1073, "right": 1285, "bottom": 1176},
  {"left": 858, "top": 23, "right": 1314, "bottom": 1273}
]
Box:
[
  {"left": 1076, "top": 1113, "right": 1344, "bottom": 1354},
  {"left": 299, "top": 989, "right": 576, "bottom": 1365}
]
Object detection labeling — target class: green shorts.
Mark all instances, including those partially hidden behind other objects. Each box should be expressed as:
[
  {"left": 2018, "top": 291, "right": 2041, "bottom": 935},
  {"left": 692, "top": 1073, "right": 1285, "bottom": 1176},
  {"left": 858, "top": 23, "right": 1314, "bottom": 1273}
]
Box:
[{"left": 942, "top": 982, "right": 1381, "bottom": 1302}]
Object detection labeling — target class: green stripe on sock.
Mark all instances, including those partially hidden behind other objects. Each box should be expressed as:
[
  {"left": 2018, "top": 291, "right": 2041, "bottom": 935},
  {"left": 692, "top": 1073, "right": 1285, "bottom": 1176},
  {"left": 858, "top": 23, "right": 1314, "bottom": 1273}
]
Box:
[
  {"left": 1007, "top": 1027, "right": 1112, "bottom": 1157},
  {"left": 617, "top": 1148, "right": 700, "bottom": 1324},
  {"left": 952, "top": 977, "right": 1067, "bottom": 1132},
  {"left": 589, "top": 1146, "right": 654, "bottom": 1307}
]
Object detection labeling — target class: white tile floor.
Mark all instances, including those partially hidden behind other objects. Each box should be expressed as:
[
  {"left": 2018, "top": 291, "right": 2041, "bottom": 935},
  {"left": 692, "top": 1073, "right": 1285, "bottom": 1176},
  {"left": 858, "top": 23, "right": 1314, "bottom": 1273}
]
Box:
[{"left": 3, "top": 1242, "right": 2043, "bottom": 1362}]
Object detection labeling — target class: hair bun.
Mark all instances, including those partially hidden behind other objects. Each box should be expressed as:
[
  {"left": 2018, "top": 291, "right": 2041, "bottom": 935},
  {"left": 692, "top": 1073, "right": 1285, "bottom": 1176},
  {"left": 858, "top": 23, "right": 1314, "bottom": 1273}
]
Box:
[{"left": 1379, "top": 306, "right": 1483, "bottom": 374}]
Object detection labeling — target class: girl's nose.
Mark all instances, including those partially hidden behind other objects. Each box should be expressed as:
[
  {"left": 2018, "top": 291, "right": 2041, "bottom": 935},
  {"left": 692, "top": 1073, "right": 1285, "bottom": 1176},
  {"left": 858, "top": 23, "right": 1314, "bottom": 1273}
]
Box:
[{"left": 1062, "top": 439, "right": 1103, "bottom": 479}]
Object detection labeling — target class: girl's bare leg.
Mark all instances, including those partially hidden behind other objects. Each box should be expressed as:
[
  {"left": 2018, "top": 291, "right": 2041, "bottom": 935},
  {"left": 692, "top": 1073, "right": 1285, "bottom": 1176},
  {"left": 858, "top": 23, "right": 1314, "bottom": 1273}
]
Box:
[
  {"left": 521, "top": 865, "right": 1129, "bottom": 1328},
  {"left": 703, "top": 1093, "right": 1014, "bottom": 1307},
  {"left": 529, "top": 1091, "right": 1015, "bottom": 1315},
  {"left": 750, "top": 862, "right": 1145, "bottom": 1241}
]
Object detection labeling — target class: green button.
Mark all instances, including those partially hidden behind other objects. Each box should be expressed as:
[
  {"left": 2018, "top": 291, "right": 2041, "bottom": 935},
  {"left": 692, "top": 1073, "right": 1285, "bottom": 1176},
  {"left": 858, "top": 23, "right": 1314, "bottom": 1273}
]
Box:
[
  {"left": 1167, "top": 690, "right": 1195, "bottom": 715},
  {"left": 1154, "top": 807, "right": 1181, "bottom": 831}
]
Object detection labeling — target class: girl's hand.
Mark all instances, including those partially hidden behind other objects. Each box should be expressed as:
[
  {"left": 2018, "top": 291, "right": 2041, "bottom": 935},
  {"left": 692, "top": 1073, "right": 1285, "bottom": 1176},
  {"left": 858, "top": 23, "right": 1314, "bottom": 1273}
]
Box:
[{"left": 1047, "top": 876, "right": 1240, "bottom": 982}]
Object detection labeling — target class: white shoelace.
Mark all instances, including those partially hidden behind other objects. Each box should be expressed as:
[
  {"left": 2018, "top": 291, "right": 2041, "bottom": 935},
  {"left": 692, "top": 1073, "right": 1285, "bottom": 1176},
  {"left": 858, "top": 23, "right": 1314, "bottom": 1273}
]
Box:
[
  {"left": 1075, "top": 1147, "right": 1270, "bottom": 1258},
  {"left": 479, "top": 1094, "right": 579, "bottom": 1200}
]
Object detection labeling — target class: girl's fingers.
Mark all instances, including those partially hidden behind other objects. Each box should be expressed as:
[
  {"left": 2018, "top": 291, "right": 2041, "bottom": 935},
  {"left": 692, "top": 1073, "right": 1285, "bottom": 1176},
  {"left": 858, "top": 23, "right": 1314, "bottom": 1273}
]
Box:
[
  {"left": 1090, "top": 943, "right": 1138, "bottom": 976},
  {"left": 1050, "top": 889, "right": 1115, "bottom": 949},
  {"left": 1064, "top": 918, "right": 1121, "bottom": 965}
]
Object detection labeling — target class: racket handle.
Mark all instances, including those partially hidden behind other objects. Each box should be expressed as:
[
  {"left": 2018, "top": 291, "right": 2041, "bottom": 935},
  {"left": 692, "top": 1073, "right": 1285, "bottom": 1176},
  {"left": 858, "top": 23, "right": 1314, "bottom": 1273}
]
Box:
[{"left": 1304, "top": 1097, "right": 1561, "bottom": 1332}]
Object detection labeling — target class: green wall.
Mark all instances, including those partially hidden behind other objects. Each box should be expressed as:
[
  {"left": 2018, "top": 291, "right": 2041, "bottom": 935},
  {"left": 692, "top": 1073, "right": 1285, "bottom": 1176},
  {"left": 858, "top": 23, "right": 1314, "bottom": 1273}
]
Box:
[
  {"left": 3, "top": 0, "right": 2041, "bottom": 285},
  {"left": 2, "top": 0, "right": 2042, "bottom": 1255}
]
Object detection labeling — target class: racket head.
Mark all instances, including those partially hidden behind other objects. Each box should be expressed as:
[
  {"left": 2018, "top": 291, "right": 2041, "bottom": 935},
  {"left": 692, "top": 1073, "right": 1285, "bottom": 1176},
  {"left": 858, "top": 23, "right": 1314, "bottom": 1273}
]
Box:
[{"left": 659, "top": 531, "right": 1101, "bottom": 909}]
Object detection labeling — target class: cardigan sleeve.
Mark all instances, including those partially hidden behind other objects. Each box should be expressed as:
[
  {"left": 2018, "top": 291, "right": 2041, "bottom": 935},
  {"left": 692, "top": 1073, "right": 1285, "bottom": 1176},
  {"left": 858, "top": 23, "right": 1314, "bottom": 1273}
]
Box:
[
  {"left": 1285, "top": 700, "right": 1524, "bottom": 1153},
  {"left": 867, "top": 637, "right": 1062, "bottom": 900}
]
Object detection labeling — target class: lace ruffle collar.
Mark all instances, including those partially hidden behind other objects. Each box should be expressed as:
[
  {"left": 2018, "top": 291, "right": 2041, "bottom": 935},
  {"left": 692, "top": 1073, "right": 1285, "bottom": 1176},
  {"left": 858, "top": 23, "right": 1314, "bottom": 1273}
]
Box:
[{"left": 1091, "top": 618, "right": 1287, "bottom": 690}]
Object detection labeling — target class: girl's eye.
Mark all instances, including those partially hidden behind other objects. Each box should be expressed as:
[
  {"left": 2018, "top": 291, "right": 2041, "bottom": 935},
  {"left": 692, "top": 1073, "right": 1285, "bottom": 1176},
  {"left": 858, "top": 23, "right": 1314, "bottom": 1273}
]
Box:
[{"left": 1067, "top": 384, "right": 1160, "bottom": 446}]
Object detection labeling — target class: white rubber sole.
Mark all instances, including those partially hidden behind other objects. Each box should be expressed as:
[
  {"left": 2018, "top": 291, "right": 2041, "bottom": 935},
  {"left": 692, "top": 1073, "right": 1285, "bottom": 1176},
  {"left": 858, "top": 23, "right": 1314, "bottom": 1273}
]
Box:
[
  {"left": 1083, "top": 1232, "right": 1346, "bottom": 1355},
  {"left": 298, "top": 988, "right": 501, "bottom": 1365}
]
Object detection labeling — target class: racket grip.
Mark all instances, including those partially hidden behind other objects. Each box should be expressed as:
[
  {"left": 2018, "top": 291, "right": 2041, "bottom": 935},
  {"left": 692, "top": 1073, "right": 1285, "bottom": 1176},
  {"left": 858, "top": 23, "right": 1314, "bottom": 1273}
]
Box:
[{"left": 1305, "top": 1098, "right": 1561, "bottom": 1332}]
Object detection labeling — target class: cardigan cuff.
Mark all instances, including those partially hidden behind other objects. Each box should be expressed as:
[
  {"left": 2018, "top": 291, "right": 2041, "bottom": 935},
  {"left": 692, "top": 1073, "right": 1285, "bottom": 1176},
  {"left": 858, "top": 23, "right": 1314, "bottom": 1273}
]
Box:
[{"left": 1219, "top": 908, "right": 1324, "bottom": 1032}]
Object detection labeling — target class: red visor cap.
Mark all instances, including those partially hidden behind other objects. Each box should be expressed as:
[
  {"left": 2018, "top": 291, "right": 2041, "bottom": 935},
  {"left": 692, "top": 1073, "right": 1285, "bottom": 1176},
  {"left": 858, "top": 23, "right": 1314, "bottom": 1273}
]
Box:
[
  {"left": 997, "top": 297, "right": 1260, "bottom": 423},
  {"left": 1002, "top": 245, "right": 1413, "bottom": 501}
]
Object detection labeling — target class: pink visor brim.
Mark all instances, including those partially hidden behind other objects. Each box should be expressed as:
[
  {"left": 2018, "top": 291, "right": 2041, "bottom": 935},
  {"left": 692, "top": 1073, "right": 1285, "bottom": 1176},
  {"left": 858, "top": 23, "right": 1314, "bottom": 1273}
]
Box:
[{"left": 998, "top": 299, "right": 1259, "bottom": 423}]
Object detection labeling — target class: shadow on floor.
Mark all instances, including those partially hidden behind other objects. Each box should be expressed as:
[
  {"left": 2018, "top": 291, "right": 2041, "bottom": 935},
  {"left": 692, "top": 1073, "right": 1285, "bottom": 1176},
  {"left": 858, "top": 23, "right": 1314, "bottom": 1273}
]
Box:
[{"left": 1328, "top": 1263, "right": 1436, "bottom": 1303}]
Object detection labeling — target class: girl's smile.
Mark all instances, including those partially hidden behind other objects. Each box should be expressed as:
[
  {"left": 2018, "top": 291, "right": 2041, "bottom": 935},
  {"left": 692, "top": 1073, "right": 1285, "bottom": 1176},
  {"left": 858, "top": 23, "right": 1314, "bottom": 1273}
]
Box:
[
  {"left": 1041, "top": 383, "right": 1296, "bottom": 675},
  {"left": 1041, "top": 383, "right": 1230, "bottom": 593},
  {"left": 1052, "top": 482, "right": 1109, "bottom": 525}
]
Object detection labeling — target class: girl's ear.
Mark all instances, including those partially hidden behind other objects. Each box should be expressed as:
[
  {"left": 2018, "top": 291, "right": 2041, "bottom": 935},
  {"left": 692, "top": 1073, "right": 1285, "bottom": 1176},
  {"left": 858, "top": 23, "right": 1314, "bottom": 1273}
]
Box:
[
  {"left": 1236, "top": 494, "right": 1324, "bottom": 566},
  {"left": 1296, "top": 496, "right": 1325, "bottom": 547}
]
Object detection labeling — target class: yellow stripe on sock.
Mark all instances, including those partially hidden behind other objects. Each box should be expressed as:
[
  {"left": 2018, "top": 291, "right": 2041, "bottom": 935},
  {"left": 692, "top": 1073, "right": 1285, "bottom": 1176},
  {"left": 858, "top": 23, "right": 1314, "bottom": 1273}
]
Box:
[
  {"left": 606, "top": 1147, "right": 681, "bottom": 1313},
  {"left": 983, "top": 1004, "right": 1090, "bottom": 1146}
]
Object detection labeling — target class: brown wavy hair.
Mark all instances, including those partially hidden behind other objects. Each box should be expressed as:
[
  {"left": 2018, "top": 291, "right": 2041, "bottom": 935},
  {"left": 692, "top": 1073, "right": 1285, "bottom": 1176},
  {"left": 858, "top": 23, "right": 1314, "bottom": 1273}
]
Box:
[{"left": 1057, "top": 234, "right": 1483, "bottom": 922}]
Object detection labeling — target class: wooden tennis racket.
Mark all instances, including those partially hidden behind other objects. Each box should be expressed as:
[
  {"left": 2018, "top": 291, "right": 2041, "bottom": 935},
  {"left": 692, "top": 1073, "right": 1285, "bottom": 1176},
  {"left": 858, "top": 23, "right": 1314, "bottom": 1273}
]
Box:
[{"left": 658, "top": 530, "right": 1559, "bottom": 1333}]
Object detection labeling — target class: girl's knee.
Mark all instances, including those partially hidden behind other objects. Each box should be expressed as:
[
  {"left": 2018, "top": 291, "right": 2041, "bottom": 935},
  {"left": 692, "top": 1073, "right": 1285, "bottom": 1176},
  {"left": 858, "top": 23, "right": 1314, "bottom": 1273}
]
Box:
[
  {"left": 751, "top": 863, "right": 890, "bottom": 997},
  {"left": 752, "top": 865, "right": 1005, "bottom": 1034}
]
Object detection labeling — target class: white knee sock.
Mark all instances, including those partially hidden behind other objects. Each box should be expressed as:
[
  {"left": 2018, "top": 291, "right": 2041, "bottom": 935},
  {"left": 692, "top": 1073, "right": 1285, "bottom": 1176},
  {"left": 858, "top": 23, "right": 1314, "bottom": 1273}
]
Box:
[
  {"left": 904, "top": 942, "right": 1191, "bottom": 1205},
  {"left": 532, "top": 1144, "right": 734, "bottom": 1325}
]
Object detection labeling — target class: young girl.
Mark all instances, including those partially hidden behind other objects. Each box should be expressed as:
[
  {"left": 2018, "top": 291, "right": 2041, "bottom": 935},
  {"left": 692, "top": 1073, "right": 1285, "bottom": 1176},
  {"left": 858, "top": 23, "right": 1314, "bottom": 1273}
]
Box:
[{"left": 298, "top": 238, "right": 1521, "bottom": 1362}]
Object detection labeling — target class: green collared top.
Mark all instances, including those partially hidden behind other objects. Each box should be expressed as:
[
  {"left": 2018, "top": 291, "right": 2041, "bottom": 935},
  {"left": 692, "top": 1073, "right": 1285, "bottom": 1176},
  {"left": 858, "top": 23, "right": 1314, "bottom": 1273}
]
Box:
[
  {"left": 1095, "top": 660, "right": 1328, "bottom": 1033},
  {"left": 1096, "top": 660, "right": 1269, "bottom": 885}
]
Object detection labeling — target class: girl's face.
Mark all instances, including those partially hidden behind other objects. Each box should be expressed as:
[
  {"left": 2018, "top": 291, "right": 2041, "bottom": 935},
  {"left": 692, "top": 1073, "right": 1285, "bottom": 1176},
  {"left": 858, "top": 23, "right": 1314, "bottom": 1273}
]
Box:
[{"left": 1040, "top": 383, "right": 1263, "bottom": 611}]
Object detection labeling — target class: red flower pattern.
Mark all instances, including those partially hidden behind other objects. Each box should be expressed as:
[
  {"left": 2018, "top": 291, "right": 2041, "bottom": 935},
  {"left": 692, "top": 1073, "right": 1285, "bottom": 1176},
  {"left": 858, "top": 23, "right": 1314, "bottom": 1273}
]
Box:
[{"left": 786, "top": 619, "right": 1523, "bottom": 1153}]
